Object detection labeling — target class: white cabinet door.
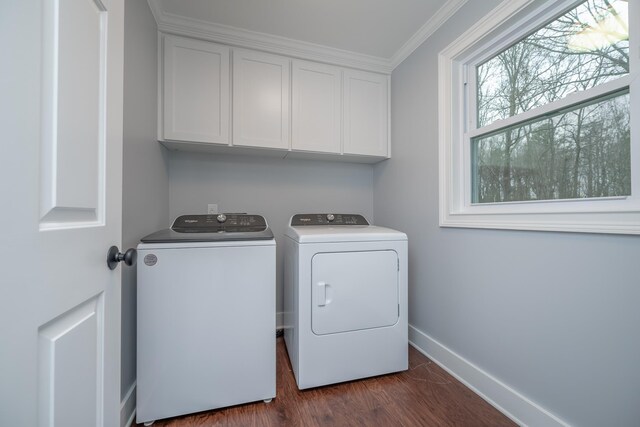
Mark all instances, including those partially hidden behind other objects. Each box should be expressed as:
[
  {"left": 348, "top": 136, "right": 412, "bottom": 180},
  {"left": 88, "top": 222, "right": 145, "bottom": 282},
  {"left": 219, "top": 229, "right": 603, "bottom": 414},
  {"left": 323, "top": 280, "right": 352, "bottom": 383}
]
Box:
[
  {"left": 163, "top": 35, "right": 229, "bottom": 144},
  {"left": 292, "top": 60, "right": 341, "bottom": 153},
  {"left": 233, "top": 49, "right": 290, "bottom": 150},
  {"left": 343, "top": 69, "right": 389, "bottom": 157}
]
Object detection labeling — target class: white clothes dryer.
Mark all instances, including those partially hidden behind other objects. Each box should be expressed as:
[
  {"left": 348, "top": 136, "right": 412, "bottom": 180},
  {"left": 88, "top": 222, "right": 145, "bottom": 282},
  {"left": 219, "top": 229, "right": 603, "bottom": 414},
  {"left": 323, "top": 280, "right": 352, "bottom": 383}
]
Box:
[
  {"left": 136, "top": 214, "right": 275, "bottom": 425},
  {"left": 283, "top": 213, "right": 408, "bottom": 389}
]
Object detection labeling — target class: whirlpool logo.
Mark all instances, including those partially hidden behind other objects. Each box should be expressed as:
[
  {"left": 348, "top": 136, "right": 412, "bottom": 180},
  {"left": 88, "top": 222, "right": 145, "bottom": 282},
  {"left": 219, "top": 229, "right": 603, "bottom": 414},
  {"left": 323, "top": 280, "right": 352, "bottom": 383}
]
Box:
[{"left": 144, "top": 254, "right": 158, "bottom": 266}]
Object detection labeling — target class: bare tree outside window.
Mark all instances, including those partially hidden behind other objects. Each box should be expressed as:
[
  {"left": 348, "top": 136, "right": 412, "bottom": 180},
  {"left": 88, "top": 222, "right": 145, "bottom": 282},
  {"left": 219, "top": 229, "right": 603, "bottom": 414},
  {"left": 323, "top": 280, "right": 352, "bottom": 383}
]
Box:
[{"left": 472, "top": 0, "right": 630, "bottom": 203}]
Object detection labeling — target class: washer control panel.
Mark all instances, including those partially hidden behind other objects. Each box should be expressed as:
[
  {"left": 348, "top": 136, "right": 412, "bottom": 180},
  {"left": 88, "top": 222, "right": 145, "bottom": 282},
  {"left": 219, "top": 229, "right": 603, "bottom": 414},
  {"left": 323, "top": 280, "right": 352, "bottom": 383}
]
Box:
[
  {"left": 172, "top": 214, "right": 267, "bottom": 233},
  {"left": 291, "top": 213, "right": 369, "bottom": 226}
]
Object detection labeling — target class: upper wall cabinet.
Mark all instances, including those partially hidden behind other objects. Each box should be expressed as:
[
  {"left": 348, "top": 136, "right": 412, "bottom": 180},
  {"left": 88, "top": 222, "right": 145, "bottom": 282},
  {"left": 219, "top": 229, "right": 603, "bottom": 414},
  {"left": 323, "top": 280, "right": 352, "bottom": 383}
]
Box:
[
  {"left": 162, "top": 35, "right": 230, "bottom": 144},
  {"left": 232, "top": 49, "right": 290, "bottom": 150},
  {"left": 343, "top": 70, "right": 389, "bottom": 157},
  {"left": 159, "top": 34, "right": 390, "bottom": 162},
  {"left": 292, "top": 60, "right": 341, "bottom": 154}
]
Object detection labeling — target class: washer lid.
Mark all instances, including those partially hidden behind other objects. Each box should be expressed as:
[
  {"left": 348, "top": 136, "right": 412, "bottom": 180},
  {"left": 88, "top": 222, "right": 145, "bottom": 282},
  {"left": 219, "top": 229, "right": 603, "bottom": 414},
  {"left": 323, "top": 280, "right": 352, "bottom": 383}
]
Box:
[{"left": 140, "top": 214, "right": 274, "bottom": 243}]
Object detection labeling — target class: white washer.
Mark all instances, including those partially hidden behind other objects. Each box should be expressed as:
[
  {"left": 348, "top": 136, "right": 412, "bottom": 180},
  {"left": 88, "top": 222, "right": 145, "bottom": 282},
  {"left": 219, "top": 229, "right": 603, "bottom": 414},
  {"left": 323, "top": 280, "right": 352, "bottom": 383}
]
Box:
[
  {"left": 136, "top": 214, "right": 276, "bottom": 425},
  {"left": 284, "top": 213, "right": 408, "bottom": 389}
]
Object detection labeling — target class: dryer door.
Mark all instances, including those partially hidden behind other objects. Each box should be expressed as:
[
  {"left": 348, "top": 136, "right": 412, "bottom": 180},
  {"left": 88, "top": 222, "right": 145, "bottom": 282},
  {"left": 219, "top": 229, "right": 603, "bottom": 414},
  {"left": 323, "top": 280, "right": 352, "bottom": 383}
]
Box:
[{"left": 311, "top": 250, "right": 399, "bottom": 335}]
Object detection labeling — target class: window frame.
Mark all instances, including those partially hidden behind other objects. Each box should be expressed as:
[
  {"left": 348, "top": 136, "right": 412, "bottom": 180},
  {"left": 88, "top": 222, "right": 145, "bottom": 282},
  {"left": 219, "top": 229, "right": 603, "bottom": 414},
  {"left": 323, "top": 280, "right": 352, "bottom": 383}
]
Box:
[{"left": 438, "top": 0, "right": 640, "bottom": 234}]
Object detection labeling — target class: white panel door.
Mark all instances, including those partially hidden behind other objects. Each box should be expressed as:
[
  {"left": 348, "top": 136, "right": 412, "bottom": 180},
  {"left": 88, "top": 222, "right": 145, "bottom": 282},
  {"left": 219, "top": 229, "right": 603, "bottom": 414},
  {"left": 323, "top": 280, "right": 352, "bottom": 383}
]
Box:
[
  {"left": 163, "top": 35, "right": 230, "bottom": 144},
  {"left": 343, "top": 69, "right": 389, "bottom": 157},
  {"left": 233, "top": 49, "right": 290, "bottom": 150},
  {"left": 292, "top": 60, "right": 342, "bottom": 153},
  {"left": 0, "top": 0, "right": 124, "bottom": 426},
  {"left": 311, "top": 251, "right": 399, "bottom": 335}
]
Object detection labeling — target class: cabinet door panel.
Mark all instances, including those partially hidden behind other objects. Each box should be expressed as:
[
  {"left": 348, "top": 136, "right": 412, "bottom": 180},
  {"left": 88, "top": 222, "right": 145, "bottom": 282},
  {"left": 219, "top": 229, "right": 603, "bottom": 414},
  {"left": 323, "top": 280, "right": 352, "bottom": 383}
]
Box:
[
  {"left": 343, "top": 70, "right": 388, "bottom": 157},
  {"left": 163, "top": 36, "right": 229, "bottom": 144},
  {"left": 233, "top": 50, "right": 290, "bottom": 150},
  {"left": 292, "top": 61, "right": 341, "bottom": 153}
]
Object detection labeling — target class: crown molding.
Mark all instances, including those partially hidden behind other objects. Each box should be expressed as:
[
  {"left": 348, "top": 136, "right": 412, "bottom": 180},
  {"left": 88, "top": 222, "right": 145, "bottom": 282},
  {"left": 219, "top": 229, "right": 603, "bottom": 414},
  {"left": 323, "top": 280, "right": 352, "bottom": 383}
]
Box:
[
  {"left": 146, "top": 0, "right": 392, "bottom": 74},
  {"left": 389, "top": 0, "right": 468, "bottom": 69},
  {"left": 146, "top": 0, "right": 465, "bottom": 75}
]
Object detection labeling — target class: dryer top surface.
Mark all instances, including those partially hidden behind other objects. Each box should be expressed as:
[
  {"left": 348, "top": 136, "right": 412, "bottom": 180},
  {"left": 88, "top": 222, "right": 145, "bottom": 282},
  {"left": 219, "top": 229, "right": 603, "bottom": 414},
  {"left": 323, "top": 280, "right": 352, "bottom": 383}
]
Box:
[{"left": 286, "top": 224, "right": 407, "bottom": 243}]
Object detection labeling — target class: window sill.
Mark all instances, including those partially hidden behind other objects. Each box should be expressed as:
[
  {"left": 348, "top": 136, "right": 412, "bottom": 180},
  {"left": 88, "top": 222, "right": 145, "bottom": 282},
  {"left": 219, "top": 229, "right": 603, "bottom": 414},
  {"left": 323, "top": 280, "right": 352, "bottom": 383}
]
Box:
[{"left": 439, "top": 211, "right": 640, "bottom": 235}]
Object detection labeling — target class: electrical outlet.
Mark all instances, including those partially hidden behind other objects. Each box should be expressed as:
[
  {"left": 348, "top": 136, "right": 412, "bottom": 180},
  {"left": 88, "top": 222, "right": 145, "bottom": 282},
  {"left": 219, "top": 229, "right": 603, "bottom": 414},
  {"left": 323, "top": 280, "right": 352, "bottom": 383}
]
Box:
[{"left": 207, "top": 204, "right": 218, "bottom": 214}]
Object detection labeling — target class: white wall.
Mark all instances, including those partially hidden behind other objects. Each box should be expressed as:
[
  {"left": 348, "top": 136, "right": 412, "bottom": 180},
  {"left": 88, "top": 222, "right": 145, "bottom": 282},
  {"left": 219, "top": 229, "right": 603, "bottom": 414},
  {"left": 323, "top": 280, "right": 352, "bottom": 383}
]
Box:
[
  {"left": 374, "top": 2, "right": 640, "bottom": 426},
  {"left": 122, "top": 0, "right": 169, "bottom": 421},
  {"left": 168, "top": 151, "right": 374, "bottom": 316}
]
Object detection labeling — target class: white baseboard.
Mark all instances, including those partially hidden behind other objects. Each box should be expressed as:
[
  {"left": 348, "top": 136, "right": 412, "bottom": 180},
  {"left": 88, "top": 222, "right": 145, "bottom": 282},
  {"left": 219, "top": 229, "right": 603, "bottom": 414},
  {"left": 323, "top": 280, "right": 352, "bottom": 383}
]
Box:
[
  {"left": 408, "top": 325, "right": 570, "bottom": 427},
  {"left": 276, "top": 311, "right": 284, "bottom": 330},
  {"left": 120, "top": 381, "right": 137, "bottom": 427}
]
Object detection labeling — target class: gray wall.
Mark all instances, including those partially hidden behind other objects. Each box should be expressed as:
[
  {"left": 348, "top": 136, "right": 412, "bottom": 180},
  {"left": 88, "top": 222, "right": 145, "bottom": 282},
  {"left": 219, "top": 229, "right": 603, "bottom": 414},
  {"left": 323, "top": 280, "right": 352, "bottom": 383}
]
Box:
[
  {"left": 168, "top": 151, "right": 374, "bottom": 315},
  {"left": 373, "top": 2, "right": 640, "bottom": 426},
  {"left": 122, "top": 0, "right": 169, "bottom": 405}
]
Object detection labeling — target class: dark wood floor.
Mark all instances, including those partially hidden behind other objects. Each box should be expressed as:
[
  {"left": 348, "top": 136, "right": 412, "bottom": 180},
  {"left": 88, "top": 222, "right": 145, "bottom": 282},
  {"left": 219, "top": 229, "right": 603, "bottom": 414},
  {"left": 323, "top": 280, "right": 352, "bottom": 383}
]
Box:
[{"left": 137, "top": 338, "right": 515, "bottom": 426}]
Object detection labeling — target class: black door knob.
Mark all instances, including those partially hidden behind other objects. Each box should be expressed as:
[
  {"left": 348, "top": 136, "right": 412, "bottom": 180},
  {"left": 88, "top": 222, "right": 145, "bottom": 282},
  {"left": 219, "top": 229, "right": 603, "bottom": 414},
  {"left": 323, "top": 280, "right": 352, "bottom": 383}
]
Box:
[{"left": 107, "top": 246, "right": 137, "bottom": 270}]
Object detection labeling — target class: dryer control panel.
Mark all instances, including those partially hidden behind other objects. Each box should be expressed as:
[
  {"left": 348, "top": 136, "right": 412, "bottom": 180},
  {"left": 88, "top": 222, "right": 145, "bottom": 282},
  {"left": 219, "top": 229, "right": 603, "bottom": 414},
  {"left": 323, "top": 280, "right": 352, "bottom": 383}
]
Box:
[{"left": 291, "top": 214, "right": 369, "bottom": 226}]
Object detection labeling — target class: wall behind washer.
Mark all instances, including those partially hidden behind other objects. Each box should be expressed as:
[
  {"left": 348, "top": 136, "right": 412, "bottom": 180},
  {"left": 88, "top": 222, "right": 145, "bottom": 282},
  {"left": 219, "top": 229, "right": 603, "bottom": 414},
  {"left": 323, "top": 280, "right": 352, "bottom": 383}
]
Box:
[
  {"left": 122, "top": 0, "right": 169, "bottom": 420},
  {"left": 373, "top": 1, "right": 640, "bottom": 426},
  {"left": 168, "top": 151, "right": 374, "bottom": 318}
]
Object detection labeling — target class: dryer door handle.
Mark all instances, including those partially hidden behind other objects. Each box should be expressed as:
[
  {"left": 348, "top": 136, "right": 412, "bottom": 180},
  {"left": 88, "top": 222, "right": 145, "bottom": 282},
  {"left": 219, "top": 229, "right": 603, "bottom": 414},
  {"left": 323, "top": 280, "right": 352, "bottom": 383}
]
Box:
[{"left": 316, "top": 281, "right": 330, "bottom": 307}]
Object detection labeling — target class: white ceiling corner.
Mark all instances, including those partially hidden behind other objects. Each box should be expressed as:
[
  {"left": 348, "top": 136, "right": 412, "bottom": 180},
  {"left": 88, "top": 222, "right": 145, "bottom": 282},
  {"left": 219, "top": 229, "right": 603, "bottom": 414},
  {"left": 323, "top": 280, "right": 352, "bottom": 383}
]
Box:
[{"left": 146, "top": 0, "right": 467, "bottom": 74}]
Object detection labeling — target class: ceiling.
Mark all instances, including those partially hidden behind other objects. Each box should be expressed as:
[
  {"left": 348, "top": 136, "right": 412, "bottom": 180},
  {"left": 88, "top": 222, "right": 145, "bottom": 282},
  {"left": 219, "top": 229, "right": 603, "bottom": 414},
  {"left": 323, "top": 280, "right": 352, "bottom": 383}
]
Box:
[{"left": 149, "top": 0, "right": 464, "bottom": 71}]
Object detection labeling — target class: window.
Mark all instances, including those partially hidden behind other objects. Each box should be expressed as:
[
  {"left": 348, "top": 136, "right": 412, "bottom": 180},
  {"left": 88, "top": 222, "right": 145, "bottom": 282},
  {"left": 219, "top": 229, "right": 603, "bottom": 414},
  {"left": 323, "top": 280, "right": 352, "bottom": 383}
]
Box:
[{"left": 439, "top": 0, "right": 639, "bottom": 234}]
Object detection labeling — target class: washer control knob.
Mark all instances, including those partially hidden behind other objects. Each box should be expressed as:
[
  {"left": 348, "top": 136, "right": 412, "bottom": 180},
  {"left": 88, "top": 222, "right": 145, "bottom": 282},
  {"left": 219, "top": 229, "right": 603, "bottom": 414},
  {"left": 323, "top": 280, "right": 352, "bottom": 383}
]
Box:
[
  {"left": 216, "top": 213, "right": 227, "bottom": 223},
  {"left": 326, "top": 213, "right": 335, "bottom": 222}
]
